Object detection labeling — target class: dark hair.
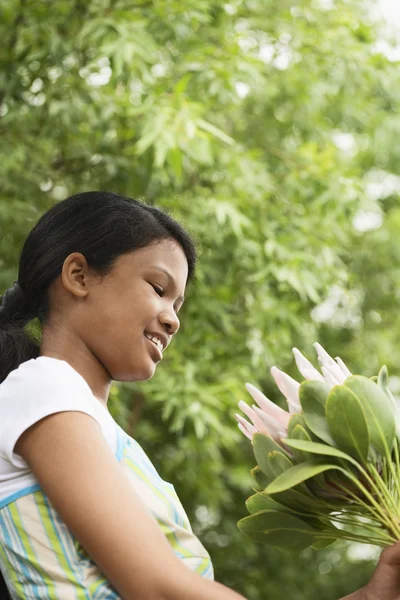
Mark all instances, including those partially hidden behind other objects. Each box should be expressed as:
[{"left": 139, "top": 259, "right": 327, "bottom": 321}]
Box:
[{"left": 0, "top": 191, "right": 197, "bottom": 385}]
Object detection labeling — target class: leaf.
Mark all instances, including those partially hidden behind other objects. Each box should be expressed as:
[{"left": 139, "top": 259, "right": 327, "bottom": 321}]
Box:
[
  {"left": 253, "top": 433, "right": 292, "bottom": 481},
  {"left": 344, "top": 376, "right": 396, "bottom": 457},
  {"left": 288, "top": 413, "right": 308, "bottom": 438},
  {"left": 167, "top": 147, "right": 183, "bottom": 183},
  {"left": 264, "top": 461, "right": 352, "bottom": 495},
  {"left": 250, "top": 465, "right": 269, "bottom": 491},
  {"left": 325, "top": 385, "right": 369, "bottom": 462},
  {"left": 245, "top": 493, "right": 291, "bottom": 515},
  {"left": 197, "top": 118, "right": 235, "bottom": 145},
  {"left": 377, "top": 366, "right": 400, "bottom": 439},
  {"left": 378, "top": 365, "right": 389, "bottom": 390},
  {"left": 282, "top": 439, "right": 361, "bottom": 469},
  {"left": 185, "top": 136, "right": 213, "bottom": 165},
  {"left": 300, "top": 381, "right": 336, "bottom": 446},
  {"left": 271, "top": 488, "right": 334, "bottom": 515},
  {"left": 311, "top": 538, "right": 337, "bottom": 549},
  {"left": 237, "top": 510, "right": 317, "bottom": 551},
  {"left": 289, "top": 424, "right": 313, "bottom": 462},
  {"left": 268, "top": 451, "right": 294, "bottom": 479}
]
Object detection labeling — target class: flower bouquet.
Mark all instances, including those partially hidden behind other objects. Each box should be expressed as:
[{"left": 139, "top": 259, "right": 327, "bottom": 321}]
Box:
[{"left": 236, "top": 343, "right": 400, "bottom": 552}]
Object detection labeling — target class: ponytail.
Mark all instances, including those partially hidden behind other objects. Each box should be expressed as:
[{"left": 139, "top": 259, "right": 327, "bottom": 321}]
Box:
[{"left": 0, "top": 280, "right": 41, "bottom": 384}]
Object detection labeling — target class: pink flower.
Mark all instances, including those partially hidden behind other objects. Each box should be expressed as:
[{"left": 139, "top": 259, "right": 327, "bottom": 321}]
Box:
[{"left": 236, "top": 343, "right": 352, "bottom": 442}]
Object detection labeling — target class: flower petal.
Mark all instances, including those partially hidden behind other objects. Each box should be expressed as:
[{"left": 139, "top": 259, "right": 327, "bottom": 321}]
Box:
[
  {"left": 238, "top": 400, "right": 270, "bottom": 434},
  {"left": 270, "top": 366, "right": 301, "bottom": 414},
  {"left": 235, "top": 413, "right": 258, "bottom": 436},
  {"left": 313, "top": 342, "right": 337, "bottom": 369},
  {"left": 237, "top": 422, "right": 254, "bottom": 441},
  {"left": 245, "top": 382, "right": 290, "bottom": 427},
  {"left": 292, "top": 347, "right": 324, "bottom": 382},
  {"left": 252, "top": 405, "right": 287, "bottom": 440},
  {"left": 321, "top": 365, "right": 339, "bottom": 388},
  {"left": 314, "top": 343, "right": 348, "bottom": 383},
  {"left": 335, "top": 356, "right": 352, "bottom": 377}
]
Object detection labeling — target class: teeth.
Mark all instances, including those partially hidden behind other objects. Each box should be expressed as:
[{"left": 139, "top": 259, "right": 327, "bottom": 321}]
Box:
[{"left": 145, "top": 334, "right": 163, "bottom": 353}]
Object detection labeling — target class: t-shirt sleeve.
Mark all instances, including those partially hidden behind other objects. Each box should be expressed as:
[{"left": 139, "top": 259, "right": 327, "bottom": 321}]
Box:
[{"left": 0, "top": 357, "right": 103, "bottom": 469}]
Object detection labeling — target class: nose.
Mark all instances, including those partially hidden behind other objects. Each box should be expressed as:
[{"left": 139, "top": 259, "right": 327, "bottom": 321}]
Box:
[{"left": 159, "top": 309, "right": 180, "bottom": 336}]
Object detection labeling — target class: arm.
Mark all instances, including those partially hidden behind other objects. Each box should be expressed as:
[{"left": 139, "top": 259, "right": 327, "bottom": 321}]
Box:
[{"left": 15, "top": 411, "right": 247, "bottom": 600}]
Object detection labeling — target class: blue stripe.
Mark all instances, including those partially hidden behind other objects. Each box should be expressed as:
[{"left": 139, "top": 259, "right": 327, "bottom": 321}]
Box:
[
  {"left": 0, "top": 484, "right": 41, "bottom": 510},
  {"left": 40, "top": 494, "right": 90, "bottom": 600},
  {"left": 0, "top": 510, "right": 29, "bottom": 597},
  {"left": 14, "top": 502, "right": 47, "bottom": 599},
  {"left": 92, "top": 580, "right": 120, "bottom": 599},
  {"left": 115, "top": 428, "right": 124, "bottom": 462}
]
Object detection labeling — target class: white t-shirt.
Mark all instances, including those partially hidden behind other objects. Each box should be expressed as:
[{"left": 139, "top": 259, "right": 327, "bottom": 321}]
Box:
[
  {"left": 0, "top": 356, "right": 117, "bottom": 502},
  {"left": 0, "top": 357, "right": 213, "bottom": 598}
]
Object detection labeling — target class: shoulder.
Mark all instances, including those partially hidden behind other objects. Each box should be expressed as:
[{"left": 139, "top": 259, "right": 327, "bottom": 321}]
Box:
[
  {"left": 0, "top": 356, "right": 89, "bottom": 399},
  {"left": 0, "top": 357, "right": 113, "bottom": 468}
]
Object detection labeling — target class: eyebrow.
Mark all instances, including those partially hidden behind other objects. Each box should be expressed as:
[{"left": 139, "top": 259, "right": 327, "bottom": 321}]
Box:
[{"left": 151, "top": 266, "right": 185, "bottom": 304}]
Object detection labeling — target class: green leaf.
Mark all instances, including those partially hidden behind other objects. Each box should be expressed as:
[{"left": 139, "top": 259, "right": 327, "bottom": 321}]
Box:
[
  {"left": 250, "top": 465, "right": 269, "bottom": 491},
  {"left": 282, "top": 438, "right": 361, "bottom": 469},
  {"left": 167, "top": 147, "right": 183, "bottom": 183},
  {"left": 289, "top": 424, "right": 313, "bottom": 462},
  {"left": 245, "top": 493, "right": 291, "bottom": 515},
  {"left": 253, "top": 433, "right": 292, "bottom": 481},
  {"left": 344, "top": 376, "right": 396, "bottom": 457},
  {"left": 378, "top": 365, "right": 389, "bottom": 390},
  {"left": 271, "top": 488, "right": 334, "bottom": 515},
  {"left": 325, "top": 385, "right": 369, "bottom": 462},
  {"left": 300, "top": 381, "right": 336, "bottom": 446},
  {"left": 197, "top": 118, "right": 235, "bottom": 145},
  {"left": 311, "top": 538, "right": 337, "bottom": 549},
  {"left": 268, "top": 451, "right": 294, "bottom": 479},
  {"left": 237, "top": 510, "right": 317, "bottom": 551},
  {"left": 265, "top": 461, "right": 352, "bottom": 495},
  {"left": 185, "top": 136, "right": 213, "bottom": 165},
  {"left": 288, "top": 413, "right": 308, "bottom": 438}
]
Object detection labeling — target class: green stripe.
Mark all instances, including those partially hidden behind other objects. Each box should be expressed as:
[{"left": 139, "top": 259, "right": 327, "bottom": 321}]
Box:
[
  {"left": 194, "top": 556, "right": 210, "bottom": 576},
  {"left": 124, "top": 457, "right": 175, "bottom": 520},
  {"left": 0, "top": 531, "right": 26, "bottom": 598},
  {"left": 35, "top": 491, "right": 88, "bottom": 599},
  {"left": 124, "top": 456, "right": 195, "bottom": 559},
  {"left": 9, "top": 501, "right": 58, "bottom": 599},
  {"left": 88, "top": 574, "right": 109, "bottom": 597},
  {"left": 151, "top": 512, "right": 194, "bottom": 560}
]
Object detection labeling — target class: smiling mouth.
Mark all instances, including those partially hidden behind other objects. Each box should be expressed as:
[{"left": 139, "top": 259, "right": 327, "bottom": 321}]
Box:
[{"left": 144, "top": 335, "right": 163, "bottom": 360}]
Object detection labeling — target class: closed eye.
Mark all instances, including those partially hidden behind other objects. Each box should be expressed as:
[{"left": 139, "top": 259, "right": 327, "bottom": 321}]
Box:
[
  {"left": 150, "top": 283, "right": 179, "bottom": 314},
  {"left": 151, "top": 284, "right": 164, "bottom": 297},
  {"left": 150, "top": 283, "right": 164, "bottom": 298}
]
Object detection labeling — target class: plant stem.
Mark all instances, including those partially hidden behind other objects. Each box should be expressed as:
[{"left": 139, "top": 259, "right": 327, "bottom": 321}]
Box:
[
  {"left": 312, "top": 530, "right": 390, "bottom": 547},
  {"left": 322, "top": 515, "right": 396, "bottom": 544},
  {"left": 333, "top": 477, "right": 397, "bottom": 537},
  {"left": 367, "top": 462, "right": 400, "bottom": 537}
]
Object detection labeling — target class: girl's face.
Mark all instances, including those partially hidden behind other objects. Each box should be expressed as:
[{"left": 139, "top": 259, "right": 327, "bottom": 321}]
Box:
[
  {"left": 90, "top": 239, "right": 189, "bottom": 382},
  {"left": 48, "top": 239, "right": 188, "bottom": 385}
]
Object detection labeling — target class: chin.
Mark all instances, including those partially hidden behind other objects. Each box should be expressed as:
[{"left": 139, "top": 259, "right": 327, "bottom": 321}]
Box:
[
  {"left": 133, "top": 363, "right": 157, "bottom": 382},
  {"left": 111, "top": 363, "right": 156, "bottom": 383}
]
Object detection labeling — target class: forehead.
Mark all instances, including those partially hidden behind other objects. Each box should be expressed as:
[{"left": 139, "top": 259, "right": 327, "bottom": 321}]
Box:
[{"left": 119, "top": 240, "right": 188, "bottom": 282}]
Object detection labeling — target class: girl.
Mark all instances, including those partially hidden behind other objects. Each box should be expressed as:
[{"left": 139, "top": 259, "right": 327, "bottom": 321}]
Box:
[{"left": 0, "top": 191, "right": 398, "bottom": 599}]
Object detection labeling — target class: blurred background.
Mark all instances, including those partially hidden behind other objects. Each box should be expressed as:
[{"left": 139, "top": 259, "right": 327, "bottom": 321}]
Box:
[{"left": 1, "top": 0, "right": 400, "bottom": 598}]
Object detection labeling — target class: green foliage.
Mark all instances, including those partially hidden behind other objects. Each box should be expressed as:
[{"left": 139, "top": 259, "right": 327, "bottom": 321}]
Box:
[
  {"left": 326, "top": 385, "right": 370, "bottom": 462},
  {"left": 1, "top": 0, "right": 399, "bottom": 597},
  {"left": 246, "top": 375, "right": 400, "bottom": 556},
  {"left": 300, "top": 381, "right": 336, "bottom": 445}
]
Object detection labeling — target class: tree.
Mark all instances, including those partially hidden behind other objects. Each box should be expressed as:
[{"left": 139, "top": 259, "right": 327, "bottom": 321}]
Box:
[{"left": 1, "top": 0, "right": 399, "bottom": 597}]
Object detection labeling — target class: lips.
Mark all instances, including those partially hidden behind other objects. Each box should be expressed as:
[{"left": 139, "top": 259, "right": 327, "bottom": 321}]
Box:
[
  {"left": 145, "top": 335, "right": 163, "bottom": 361},
  {"left": 144, "top": 330, "right": 169, "bottom": 352}
]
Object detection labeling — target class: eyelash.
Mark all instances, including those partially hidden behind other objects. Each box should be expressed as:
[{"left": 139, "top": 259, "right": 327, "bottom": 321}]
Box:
[
  {"left": 152, "top": 284, "right": 164, "bottom": 297},
  {"left": 151, "top": 284, "right": 179, "bottom": 314}
]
